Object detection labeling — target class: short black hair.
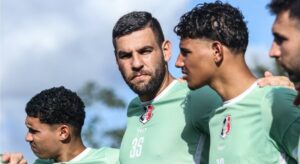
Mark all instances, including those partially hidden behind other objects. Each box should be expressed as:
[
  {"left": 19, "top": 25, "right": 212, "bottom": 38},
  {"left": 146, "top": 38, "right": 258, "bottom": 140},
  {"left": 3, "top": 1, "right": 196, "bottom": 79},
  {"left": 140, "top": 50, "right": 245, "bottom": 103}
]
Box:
[
  {"left": 25, "top": 86, "right": 85, "bottom": 135},
  {"left": 174, "top": 1, "right": 248, "bottom": 54},
  {"left": 112, "top": 11, "right": 165, "bottom": 49},
  {"left": 268, "top": 0, "right": 300, "bottom": 20}
]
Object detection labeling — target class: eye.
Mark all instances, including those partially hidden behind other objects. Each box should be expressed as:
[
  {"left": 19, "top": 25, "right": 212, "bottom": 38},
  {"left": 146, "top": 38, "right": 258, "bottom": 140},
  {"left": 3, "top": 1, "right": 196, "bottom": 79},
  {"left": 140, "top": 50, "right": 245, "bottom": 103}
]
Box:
[
  {"left": 180, "top": 48, "right": 190, "bottom": 57},
  {"left": 118, "top": 52, "right": 132, "bottom": 59},
  {"left": 28, "top": 128, "right": 39, "bottom": 134},
  {"left": 273, "top": 33, "right": 287, "bottom": 45},
  {"left": 139, "top": 47, "right": 153, "bottom": 55}
]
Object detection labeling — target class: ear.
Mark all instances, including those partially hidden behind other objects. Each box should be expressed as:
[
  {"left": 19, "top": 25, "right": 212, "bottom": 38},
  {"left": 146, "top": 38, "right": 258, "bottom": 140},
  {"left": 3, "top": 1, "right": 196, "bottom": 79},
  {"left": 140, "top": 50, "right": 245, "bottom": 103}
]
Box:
[
  {"left": 161, "top": 40, "right": 172, "bottom": 62},
  {"left": 57, "top": 125, "right": 70, "bottom": 141},
  {"left": 212, "top": 41, "right": 223, "bottom": 65}
]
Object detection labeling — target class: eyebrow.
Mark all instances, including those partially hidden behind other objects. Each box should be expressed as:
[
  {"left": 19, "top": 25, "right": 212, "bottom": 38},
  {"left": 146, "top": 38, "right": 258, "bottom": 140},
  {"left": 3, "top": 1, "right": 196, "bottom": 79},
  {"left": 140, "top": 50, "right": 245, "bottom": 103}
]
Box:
[
  {"left": 137, "top": 46, "right": 154, "bottom": 53},
  {"left": 272, "top": 32, "right": 287, "bottom": 40},
  {"left": 180, "top": 47, "right": 191, "bottom": 53},
  {"left": 117, "top": 50, "right": 131, "bottom": 55},
  {"left": 117, "top": 45, "right": 154, "bottom": 55}
]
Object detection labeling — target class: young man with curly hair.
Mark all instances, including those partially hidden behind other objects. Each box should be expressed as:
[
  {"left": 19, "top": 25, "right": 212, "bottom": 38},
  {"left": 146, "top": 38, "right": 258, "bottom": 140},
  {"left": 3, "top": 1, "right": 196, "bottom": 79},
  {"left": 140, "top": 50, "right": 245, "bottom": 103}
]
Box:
[
  {"left": 2, "top": 86, "right": 119, "bottom": 164},
  {"left": 175, "top": 1, "right": 300, "bottom": 163}
]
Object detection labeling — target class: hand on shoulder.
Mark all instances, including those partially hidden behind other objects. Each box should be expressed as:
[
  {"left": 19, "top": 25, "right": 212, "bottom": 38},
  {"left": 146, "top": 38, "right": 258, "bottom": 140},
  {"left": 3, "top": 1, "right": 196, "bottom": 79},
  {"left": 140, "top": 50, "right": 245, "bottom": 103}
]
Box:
[{"left": 1, "top": 153, "right": 27, "bottom": 164}]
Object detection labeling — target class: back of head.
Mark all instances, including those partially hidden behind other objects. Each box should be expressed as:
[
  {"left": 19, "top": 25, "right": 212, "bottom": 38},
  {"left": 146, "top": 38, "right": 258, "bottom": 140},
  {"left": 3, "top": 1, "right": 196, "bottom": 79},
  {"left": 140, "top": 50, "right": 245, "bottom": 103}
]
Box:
[
  {"left": 25, "top": 86, "right": 85, "bottom": 136},
  {"left": 174, "top": 1, "right": 248, "bottom": 54},
  {"left": 268, "top": 0, "right": 300, "bottom": 20},
  {"left": 112, "top": 11, "right": 165, "bottom": 49}
]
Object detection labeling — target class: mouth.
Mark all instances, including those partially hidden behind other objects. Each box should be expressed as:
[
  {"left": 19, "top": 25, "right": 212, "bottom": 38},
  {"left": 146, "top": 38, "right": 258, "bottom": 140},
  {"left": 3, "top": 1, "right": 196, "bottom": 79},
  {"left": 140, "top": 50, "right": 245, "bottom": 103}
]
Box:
[
  {"left": 275, "top": 59, "right": 286, "bottom": 69},
  {"left": 181, "top": 69, "right": 188, "bottom": 80},
  {"left": 131, "top": 74, "right": 147, "bottom": 81},
  {"left": 30, "top": 143, "right": 37, "bottom": 152},
  {"left": 131, "top": 71, "right": 150, "bottom": 81}
]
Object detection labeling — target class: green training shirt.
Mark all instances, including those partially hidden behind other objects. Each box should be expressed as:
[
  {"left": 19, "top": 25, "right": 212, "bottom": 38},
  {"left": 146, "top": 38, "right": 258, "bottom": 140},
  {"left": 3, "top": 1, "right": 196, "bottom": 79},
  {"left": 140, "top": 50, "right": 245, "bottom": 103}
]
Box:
[
  {"left": 34, "top": 147, "right": 119, "bottom": 164},
  {"left": 209, "top": 83, "right": 300, "bottom": 164},
  {"left": 119, "top": 80, "right": 222, "bottom": 164}
]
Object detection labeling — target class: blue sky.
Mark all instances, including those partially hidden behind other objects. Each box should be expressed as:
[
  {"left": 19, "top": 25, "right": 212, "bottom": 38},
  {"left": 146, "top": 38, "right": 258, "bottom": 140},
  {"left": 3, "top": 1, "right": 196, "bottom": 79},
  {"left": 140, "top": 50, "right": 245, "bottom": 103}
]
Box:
[{"left": 0, "top": 0, "right": 276, "bottom": 163}]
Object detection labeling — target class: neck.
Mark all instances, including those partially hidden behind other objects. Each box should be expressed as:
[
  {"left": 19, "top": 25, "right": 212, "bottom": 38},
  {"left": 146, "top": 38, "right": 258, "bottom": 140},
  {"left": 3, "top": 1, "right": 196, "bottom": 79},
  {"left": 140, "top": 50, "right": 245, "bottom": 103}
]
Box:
[
  {"left": 140, "top": 71, "right": 174, "bottom": 102},
  {"left": 210, "top": 56, "right": 257, "bottom": 101},
  {"left": 55, "top": 137, "right": 86, "bottom": 162}
]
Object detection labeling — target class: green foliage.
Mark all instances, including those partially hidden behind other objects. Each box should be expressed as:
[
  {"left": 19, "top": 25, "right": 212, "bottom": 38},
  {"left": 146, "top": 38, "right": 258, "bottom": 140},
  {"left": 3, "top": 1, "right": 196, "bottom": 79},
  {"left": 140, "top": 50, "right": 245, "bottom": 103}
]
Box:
[
  {"left": 78, "top": 81, "right": 126, "bottom": 148},
  {"left": 78, "top": 81, "right": 126, "bottom": 108},
  {"left": 252, "top": 62, "right": 286, "bottom": 77},
  {"left": 82, "top": 116, "right": 101, "bottom": 148}
]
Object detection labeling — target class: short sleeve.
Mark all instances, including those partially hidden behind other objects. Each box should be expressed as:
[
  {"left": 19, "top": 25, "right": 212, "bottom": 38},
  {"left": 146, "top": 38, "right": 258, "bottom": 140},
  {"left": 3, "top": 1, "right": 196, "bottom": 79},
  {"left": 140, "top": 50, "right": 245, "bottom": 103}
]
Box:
[
  {"left": 282, "top": 118, "right": 300, "bottom": 162},
  {"left": 265, "top": 87, "right": 300, "bottom": 162},
  {"left": 188, "top": 85, "right": 222, "bottom": 134}
]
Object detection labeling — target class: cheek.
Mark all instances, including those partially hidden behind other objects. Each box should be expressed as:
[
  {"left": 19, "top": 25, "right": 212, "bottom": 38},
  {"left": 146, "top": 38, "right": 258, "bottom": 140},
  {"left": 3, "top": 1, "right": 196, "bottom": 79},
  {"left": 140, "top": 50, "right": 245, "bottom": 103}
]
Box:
[{"left": 118, "top": 64, "right": 130, "bottom": 76}]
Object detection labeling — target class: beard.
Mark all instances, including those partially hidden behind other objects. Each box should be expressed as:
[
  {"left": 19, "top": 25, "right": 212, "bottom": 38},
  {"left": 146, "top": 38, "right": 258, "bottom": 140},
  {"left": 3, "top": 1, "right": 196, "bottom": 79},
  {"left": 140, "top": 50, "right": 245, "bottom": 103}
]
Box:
[
  {"left": 287, "top": 69, "right": 300, "bottom": 83},
  {"left": 121, "top": 58, "right": 166, "bottom": 96}
]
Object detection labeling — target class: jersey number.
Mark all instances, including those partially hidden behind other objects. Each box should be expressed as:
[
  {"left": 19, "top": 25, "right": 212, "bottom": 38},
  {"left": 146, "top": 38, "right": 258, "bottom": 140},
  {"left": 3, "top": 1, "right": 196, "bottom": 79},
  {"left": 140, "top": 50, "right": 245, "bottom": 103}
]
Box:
[
  {"left": 130, "top": 137, "right": 144, "bottom": 158},
  {"left": 216, "top": 158, "right": 224, "bottom": 164}
]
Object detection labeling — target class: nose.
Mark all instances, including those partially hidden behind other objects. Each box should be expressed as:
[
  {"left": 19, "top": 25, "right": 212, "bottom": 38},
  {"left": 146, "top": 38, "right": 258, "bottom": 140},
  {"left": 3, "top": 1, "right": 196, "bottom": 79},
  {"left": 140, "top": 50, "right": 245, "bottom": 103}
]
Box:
[
  {"left": 132, "top": 54, "right": 143, "bottom": 70},
  {"left": 25, "top": 132, "right": 33, "bottom": 142},
  {"left": 175, "top": 54, "right": 184, "bottom": 68},
  {"left": 269, "top": 42, "right": 281, "bottom": 58}
]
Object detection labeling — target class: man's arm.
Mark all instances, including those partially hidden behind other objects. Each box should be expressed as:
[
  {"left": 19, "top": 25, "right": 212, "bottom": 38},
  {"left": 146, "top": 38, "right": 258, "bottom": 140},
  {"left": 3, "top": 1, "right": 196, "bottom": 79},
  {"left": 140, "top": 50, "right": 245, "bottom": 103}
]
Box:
[
  {"left": 267, "top": 88, "right": 300, "bottom": 162},
  {"left": 282, "top": 119, "right": 300, "bottom": 162},
  {"left": 258, "top": 71, "right": 300, "bottom": 105},
  {"left": 257, "top": 71, "right": 295, "bottom": 89}
]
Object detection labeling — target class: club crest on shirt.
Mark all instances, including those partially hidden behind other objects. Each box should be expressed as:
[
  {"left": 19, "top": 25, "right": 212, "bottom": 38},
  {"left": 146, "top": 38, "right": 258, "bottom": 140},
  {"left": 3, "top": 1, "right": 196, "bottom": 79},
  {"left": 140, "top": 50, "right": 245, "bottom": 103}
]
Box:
[
  {"left": 220, "top": 114, "right": 231, "bottom": 139},
  {"left": 140, "top": 105, "right": 154, "bottom": 124}
]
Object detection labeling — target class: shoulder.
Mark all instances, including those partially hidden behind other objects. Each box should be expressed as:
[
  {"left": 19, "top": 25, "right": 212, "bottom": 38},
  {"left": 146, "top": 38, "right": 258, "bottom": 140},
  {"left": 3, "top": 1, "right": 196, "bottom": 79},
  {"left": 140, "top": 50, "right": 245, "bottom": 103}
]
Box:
[
  {"left": 163, "top": 79, "right": 190, "bottom": 98},
  {"left": 263, "top": 86, "right": 297, "bottom": 101},
  {"left": 33, "top": 159, "right": 54, "bottom": 164},
  {"left": 188, "top": 85, "right": 222, "bottom": 111},
  {"left": 186, "top": 85, "right": 222, "bottom": 133},
  {"left": 127, "top": 97, "right": 141, "bottom": 116},
  {"left": 81, "top": 147, "right": 119, "bottom": 164},
  {"left": 261, "top": 86, "right": 299, "bottom": 115},
  {"left": 259, "top": 86, "right": 300, "bottom": 139},
  {"left": 89, "top": 147, "right": 119, "bottom": 155}
]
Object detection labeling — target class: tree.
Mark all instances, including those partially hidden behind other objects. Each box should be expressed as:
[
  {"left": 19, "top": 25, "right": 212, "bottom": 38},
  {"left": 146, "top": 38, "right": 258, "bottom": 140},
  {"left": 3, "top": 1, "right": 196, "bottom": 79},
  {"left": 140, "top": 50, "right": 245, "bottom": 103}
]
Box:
[
  {"left": 78, "top": 81, "right": 126, "bottom": 148},
  {"left": 251, "top": 58, "right": 286, "bottom": 77}
]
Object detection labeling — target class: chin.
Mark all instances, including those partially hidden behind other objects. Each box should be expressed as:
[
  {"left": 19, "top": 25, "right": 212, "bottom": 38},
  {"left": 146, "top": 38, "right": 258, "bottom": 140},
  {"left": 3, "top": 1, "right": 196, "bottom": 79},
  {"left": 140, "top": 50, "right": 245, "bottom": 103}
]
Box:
[
  {"left": 288, "top": 72, "right": 300, "bottom": 83},
  {"left": 187, "top": 83, "right": 199, "bottom": 90},
  {"left": 187, "top": 81, "right": 206, "bottom": 90}
]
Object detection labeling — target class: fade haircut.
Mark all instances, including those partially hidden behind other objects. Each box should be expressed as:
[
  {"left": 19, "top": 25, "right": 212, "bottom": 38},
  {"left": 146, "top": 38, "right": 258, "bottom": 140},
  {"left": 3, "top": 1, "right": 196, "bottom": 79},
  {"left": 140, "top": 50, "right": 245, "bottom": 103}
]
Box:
[
  {"left": 112, "top": 11, "right": 165, "bottom": 50},
  {"left": 268, "top": 0, "right": 300, "bottom": 20},
  {"left": 174, "top": 1, "right": 248, "bottom": 54},
  {"left": 26, "top": 86, "right": 85, "bottom": 135}
]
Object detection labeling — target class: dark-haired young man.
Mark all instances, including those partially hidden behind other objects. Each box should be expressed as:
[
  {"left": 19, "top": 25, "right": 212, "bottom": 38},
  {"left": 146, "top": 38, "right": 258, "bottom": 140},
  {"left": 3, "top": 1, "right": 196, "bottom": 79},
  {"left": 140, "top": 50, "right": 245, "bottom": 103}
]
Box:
[
  {"left": 175, "top": 1, "right": 300, "bottom": 163},
  {"left": 2, "top": 87, "right": 119, "bottom": 164},
  {"left": 267, "top": 0, "right": 300, "bottom": 106},
  {"left": 112, "top": 11, "right": 222, "bottom": 164}
]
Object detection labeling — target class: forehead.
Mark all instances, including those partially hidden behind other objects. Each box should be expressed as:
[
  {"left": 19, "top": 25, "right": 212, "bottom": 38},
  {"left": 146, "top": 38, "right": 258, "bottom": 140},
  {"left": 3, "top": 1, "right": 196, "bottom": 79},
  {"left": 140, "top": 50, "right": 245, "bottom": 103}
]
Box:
[
  {"left": 115, "top": 27, "right": 158, "bottom": 51},
  {"left": 273, "top": 10, "right": 300, "bottom": 32},
  {"left": 25, "top": 116, "right": 50, "bottom": 129},
  {"left": 180, "top": 38, "right": 211, "bottom": 49}
]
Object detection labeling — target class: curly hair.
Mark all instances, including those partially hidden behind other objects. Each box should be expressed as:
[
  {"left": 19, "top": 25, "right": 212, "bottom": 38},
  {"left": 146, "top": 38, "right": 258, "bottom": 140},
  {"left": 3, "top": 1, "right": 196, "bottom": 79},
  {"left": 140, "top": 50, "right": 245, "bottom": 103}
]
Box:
[
  {"left": 174, "top": 1, "right": 248, "bottom": 54},
  {"left": 112, "top": 11, "right": 165, "bottom": 49},
  {"left": 26, "top": 86, "right": 85, "bottom": 135},
  {"left": 268, "top": 0, "right": 300, "bottom": 20}
]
